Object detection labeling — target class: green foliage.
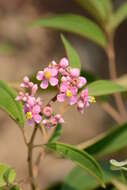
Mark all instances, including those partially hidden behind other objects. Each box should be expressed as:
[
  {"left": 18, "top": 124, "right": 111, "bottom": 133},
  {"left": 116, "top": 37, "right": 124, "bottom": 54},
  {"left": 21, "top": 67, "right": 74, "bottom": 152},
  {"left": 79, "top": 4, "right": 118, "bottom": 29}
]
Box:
[
  {"left": 32, "top": 14, "right": 107, "bottom": 48},
  {"left": 10, "top": 185, "right": 20, "bottom": 190},
  {"left": 46, "top": 142, "right": 105, "bottom": 187},
  {"left": 75, "top": 0, "right": 112, "bottom": 25},
  {"left": 87, "top": 80, "right": 127, "bottom": 96},
  {"left": 109, "top": 2, "right": 127, "bottom": 31},
  {"left": 61, "top": 162, "right": 121, "bottom": 190},
  {"left": 0, "top": 80, "right": 25, "bottom": 127},
  {"left": 84, "top": 123, "right": 127, "bottom": 158},
  {"left": 0, "top": 164, "right": 16, "bottom": 187},
  {"left": 48, "top": 124, "right": 62, "bottom": 143},
  {"left": 61, "top": 34, "right": 81, "bottom": 69}
]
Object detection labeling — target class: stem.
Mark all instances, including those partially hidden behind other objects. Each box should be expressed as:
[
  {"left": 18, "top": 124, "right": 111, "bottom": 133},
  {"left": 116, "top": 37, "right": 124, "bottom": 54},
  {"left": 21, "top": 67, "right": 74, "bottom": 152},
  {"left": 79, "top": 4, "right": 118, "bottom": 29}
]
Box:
[
  {"left": 101, "top": 102, "right": 123, "bottom": 124},
  {"left": 27, "top": 125, "right": 38, "bottom": 190},
  {"left": 106, "top": 33, "right": 127, "bottom": 120}
]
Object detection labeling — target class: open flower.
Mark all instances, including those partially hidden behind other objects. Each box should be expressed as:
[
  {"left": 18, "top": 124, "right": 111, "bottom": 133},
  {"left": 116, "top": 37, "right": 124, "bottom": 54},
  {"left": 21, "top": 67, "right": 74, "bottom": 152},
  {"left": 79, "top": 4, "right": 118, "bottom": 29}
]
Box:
[
  {"left": 24, "top": 100, "right": 42, "bottom": 125},
  {"left": 37, "top": 67, "right": 58, "bottom": 89},
  {"left": 77, "top": 88, "right": 96, "bottom": 113},
  {"left": 57, "top": 82, "right": 77, "bottom": 105}
]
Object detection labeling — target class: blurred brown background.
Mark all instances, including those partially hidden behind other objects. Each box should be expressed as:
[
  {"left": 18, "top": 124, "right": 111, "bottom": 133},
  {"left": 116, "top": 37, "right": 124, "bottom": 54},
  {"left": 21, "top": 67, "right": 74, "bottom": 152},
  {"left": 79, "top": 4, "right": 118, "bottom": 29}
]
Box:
[{"left": 0, "top": 0, "right": 127, "bottom": 189}]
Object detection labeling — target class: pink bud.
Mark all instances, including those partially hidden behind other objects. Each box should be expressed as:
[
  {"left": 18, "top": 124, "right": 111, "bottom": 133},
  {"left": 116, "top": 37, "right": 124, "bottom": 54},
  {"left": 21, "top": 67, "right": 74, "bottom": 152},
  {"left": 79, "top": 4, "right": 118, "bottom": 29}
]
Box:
[
  {"left": 32, "top": 84, "right": 38, "bottom": 95},
  {"left": 59, "top": 58, "right": 69, "bottom": 68},
  {"left": 43, "top": 106, "right": 52, "bottom": 117},
  {"left": 24, "top": 76, "right": 29, "bottom": 83}
]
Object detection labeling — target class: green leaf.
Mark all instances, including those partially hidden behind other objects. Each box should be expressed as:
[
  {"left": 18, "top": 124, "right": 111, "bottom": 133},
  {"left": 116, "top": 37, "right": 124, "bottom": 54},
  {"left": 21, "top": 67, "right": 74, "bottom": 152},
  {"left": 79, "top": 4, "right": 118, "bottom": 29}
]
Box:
[
  {"left": 0, "top": 80, "right": 25, "bottom": 127},
  {"left": 62, "top": 161, "right": 121, "bottom": 190},
  {"left": 61, "top": 34, "right": 81, "bottom": 69},
  {"left": 0, "top": 163, "right": 16, "bottom": 187},
  {"left": 48, "top": 124, "right": 62, "bottom": 143},
  {"left": 10, "top": 186, "right": 20, "bottom": 190},
  {"left": 84, "top": 123, "right": 127, "bottom": 158},
  {"left": 46, "top": 142, "right": 105, "bottom": 187},
  {"left": 109, "top": 3, "right": 127, "bottom": 31},
  {"left": 32, "top": 14, "right": 107, "bottom": 48},
  {"left": 75, "top": 0, "right": 112, "bottom": 25},
  {"left": 87, "top": 80, "right": 127, "bottom": 96}
]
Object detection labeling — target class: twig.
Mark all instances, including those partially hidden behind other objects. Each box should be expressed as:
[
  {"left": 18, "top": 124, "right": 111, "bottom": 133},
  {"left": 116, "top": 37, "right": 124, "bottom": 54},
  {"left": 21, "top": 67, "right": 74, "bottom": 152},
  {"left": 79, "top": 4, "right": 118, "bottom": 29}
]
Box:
[
  {"left": 27, "top": 125, "right": 38, "bottom": 190},
  {"left": 101, "top": 102, "right": 123, "bottom": 124},
  {"left": 20, "top": 128, "right": 28, "bottom": 145},
  {"left": 105, "top": 32, "right": 127, "bottom": 120}
]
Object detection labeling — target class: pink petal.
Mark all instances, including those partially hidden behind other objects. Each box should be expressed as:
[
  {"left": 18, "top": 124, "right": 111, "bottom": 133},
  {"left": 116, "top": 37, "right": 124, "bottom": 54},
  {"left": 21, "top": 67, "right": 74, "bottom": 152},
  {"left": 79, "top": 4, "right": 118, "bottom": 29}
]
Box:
[
  {"left": 69, "top": 96, "right": 77, "bottom": 105},
  {"left": 40, "top": 79, "right": 48, "bottom": 89},
  {"left": 32, "top": 84, "right": 38, "bottom": 95},
  {"left": 49, "top": 77, "right": 58, "bottom": 86},
  {"left": 37, "top": 71, "right": 44, "bottom": 80},
  {"left": 27, "top": 119, "right": 34, "bottom": 126},
  {"left": 34, "top": 114, "right": 42, "bottom": 124},
  {"left": 77, "top": 100, "right": 84, "bottom": 109},
  {"left": 24, "top": 76, "right": 29, "bottom": 83},
  {"left": 33, "top": 105, "right": 41, "bottom": 114},
  {"left": 81, "top": 88, "right": 88, "bottom": 98},
  {"left": 57, "top": 94, "right": 66, "bottom": 102},
  {"left": 70, "top": 68, "right": 80, "bottom": 77},
  {"left": 70, "top": 87, "right": 78, "bottom": 95},
  {"left": 78, "top": 77, "right": 87, "bottom": 88},
  {"left": 27, "top": 96, "right": 36, "bottom": 106},
  {"left": 51, "top": 68, "right": 58, "bottom": 76},
  {"left": 59, "top": 58, "right": 69, "bottom": 68},
  {"left": 60, "top": 83, "right": 68, "bottom": 92}
]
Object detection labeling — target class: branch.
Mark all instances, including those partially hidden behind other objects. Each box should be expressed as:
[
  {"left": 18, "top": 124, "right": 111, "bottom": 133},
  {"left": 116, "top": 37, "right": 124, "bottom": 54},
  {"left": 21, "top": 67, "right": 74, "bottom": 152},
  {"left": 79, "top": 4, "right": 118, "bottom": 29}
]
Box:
[
  {"left": 27, "top": 125, "right": 38, "bottom": 190},
  {"left": 105, "top": 32, "right": 127, "bottom": 120},
  {"left": 101, "top": 102, "right": 123, "bottom": 124}
]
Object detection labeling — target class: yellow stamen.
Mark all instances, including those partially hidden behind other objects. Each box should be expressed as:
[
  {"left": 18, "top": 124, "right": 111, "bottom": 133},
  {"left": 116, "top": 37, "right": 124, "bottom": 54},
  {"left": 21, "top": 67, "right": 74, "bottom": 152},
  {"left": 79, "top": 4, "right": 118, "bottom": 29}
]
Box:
[
  {"left": 66, "top": 90, "right": 72, "bottom": 97},
  {"left": 44, "top": 71, "right": 51, "bottom": 79},
  {"left": 26, "top": 112, "right": 32, "bottom": 120},
  {"left": 89, "top": 96, "right": 96, "bottom": 103}
]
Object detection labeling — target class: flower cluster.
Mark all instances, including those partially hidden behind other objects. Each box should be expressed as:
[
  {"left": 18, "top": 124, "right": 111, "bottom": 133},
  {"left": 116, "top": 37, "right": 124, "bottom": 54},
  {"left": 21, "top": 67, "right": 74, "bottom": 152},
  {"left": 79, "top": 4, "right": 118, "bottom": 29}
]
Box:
[
  {"left": 16, "top": 57, "right": 95, "bottom": 127},
  {"left": 42, "top": 106, "right": 64, "bottom": 128},
  {"left": 16, "top": 76, "right": 64, "bottom": 127},
  {"left": 16, "top": 76, "right": 42, "bottom": 125},
  {"left": 37, "top": 57, "right": 95, "bottom": 112}
]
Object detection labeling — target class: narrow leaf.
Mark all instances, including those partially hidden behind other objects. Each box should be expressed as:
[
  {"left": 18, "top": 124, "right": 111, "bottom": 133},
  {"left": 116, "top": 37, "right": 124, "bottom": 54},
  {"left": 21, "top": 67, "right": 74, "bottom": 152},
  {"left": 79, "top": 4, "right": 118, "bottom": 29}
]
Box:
[
  {"left": 32, "top": 14, "right": 107, "bottom": 48},
  {"left": 48, "top": 124, "right": 62, "bottom": 143},
  {"left": 46, "top": 142, "right": 105, "bottom": 187},
  {"left": 84, "top": 123, "right": 127, "bottom": 158},
  {"left": 75, "top": 0, "right": 112, "bottom": 24},
  {"left": 62, "top": 162, "right": 121, "bottom": 190},
  {"left": 109, "top": 3, "right": 127, "bottom": 31},
  {"left": 87, "top": 80, "right": 126, "bottom": 96},
  {"left": 0, "top": 80, "right": 25, "bottom": 127},
  {"left": 0, "top": 164, "right": 16, "bottom": 187},
  {"left": 61, "top": 34, "right": 81, "bottom": 69}
]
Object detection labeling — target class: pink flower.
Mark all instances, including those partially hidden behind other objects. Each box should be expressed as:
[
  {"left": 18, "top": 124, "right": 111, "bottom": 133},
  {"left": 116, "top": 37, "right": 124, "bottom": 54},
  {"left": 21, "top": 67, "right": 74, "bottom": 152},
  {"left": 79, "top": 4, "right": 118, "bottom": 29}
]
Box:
[
  {"left": 16, "top": 76, "right": 42, "bottom": 125},
  {"left": 42, "top": 114, "right": 64, "bottom": 128},
  {"left": 77, "top": 88, "right": 96, "bottom": 113},
  {"left": 70, "top": 68, "right": 80, "bottom": 77},
  {"left": 55, "top": 114, "right": 64, "bottom": 124},
  {"left": 23, "top": 96, "right": 42, "bottom": 125},
  {"left": 20, "top": 76, "right": 38, "bottom": 96},
  {"left": 57, "top": 82, "right": 77, "bottom": 105},
  {"left": 77, "top": 77, "right": 87, "bottom": 88},
  {"left": 59, "top": 58, "right": 69, "bottom": 68},
  {"left": 43, "top": 106, "right": 53, "bottom": 117},
  {"left": 37, "top": 67, "right": 58, "bottom": 89}
]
